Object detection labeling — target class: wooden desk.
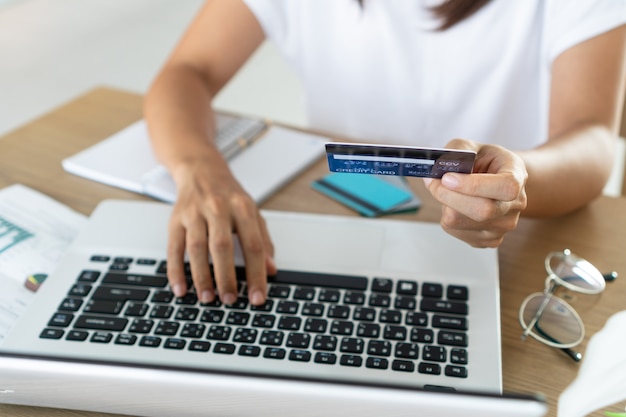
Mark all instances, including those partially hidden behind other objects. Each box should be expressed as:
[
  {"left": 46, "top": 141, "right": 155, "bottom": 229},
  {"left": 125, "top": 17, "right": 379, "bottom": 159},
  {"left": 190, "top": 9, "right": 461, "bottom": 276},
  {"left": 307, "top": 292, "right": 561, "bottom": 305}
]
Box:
[{"left": 1, "top": 87, "right": 624, "bottom": 417}]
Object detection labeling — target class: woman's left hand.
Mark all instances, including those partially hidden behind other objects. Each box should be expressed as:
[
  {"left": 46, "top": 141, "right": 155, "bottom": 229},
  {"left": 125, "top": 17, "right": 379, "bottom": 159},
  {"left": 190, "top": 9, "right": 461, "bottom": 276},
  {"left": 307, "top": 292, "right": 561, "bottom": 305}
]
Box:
[{"left": 423, "top": 139, "right": 528, "bottom": 248}]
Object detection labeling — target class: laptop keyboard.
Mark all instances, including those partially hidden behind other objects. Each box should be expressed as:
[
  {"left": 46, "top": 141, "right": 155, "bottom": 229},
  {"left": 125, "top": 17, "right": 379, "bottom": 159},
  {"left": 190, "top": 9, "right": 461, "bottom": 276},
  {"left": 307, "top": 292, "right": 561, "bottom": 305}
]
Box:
[{"left": 40, "top": 255, "right": 470, "bottom": 381}]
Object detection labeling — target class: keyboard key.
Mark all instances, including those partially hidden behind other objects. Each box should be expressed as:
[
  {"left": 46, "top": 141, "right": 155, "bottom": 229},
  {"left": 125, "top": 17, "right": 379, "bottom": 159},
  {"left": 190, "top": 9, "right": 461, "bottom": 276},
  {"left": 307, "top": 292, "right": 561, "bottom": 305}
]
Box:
[
  {"left": 379, "top": 309, "right": 402, "bottom": 324},
  {"left": 58, "top": 298, "right": 83, "bottom": 312},
  {"left": 48, "top": 312, "right": 74, "bottom": 327},
  {"left": 394, "top": 342, "right": 419, "bottom": 359},
  {"left": 445, "top": 365, "right": 468, "bottom": 378},
  {"left": 250, "top": 300, "right": 274, "bottom": 312},
  {"left": 115, "top": 334, "right": 137, "bottom": 346},
  {"left": 252, "top": 314, "right": 276, "bottom": 328},
  {"left": 69, "top": 284, "right": 92, "bottom": 297},
  {"left": 40, "top": 328, "right": 64, "bottom": 339},
  {"left": 353, "top": 307, "right": 376, "bottom": 322},
  {"left": 418, "top": 362, "right": 441, "bottom": 375},
  {"left": 66, "top": 330, "right": 89, "bottom": 341},
  {"left": 421, "top": 283, "right": 443, "bottom": 298},
  {"left": 90, "top": 255, "right": 110, "bottom": 262},
  {"left": 343, "top": 291, "right": 365, "bottom": 305},
  {"left": 405, "top": 312, "right": 428, "bottom": 326},
  {"left": 438, "top": 330, "right": 468, "bottom": 347},
  {"left": 276, "top": 301, "right": 299, "bottom": 314},
  {"left": 303, "top": 318, "right": 328, "bottom": 333},
  {"left": 392, "top": 360, "right": 415, "bottom": 372},
  {"left": 293, "top": 287, "right": 316, "bottom": 300},
  {"left": 263, "top": 347, "right": 286, "bottom": 360},
  {"left": 394, "top": 296, "right": 416, "bottom": 310},
  {"left": 410, "top": 328, "right": 434, "bottom": 344},
  {"left": 396, "top": 280, "right": 418, "bottom": 295},
  {"left": 330, "top": 320, "right": 354, "bottom": 336},
  {"left": 420, "top": 299, "right": 468, "bottom": 315},
  {"left": 214, "top": 343, "right": 236, "bottom": 355},
  {"left": 90, "top": 332, "right": 113, "bottom": 344},
  {"left": 77, "top": 270, "right": 101, "bottom": 283},
  {"left": 289, "top": 349, "right": 312, "bottom": 362},
  {"left": 383, "top": 325, "right": 407, "bottom": 341},
  {"left": 286, "top": 332, "right": 311, "bottom": 348},
  {"left": 340, "top": 337, "right": 364, "bottom": 354},
  {"left": 450, "top": 348, "right": 468, "bottom": 365},
  {"left": 371, "top": 278, "right": 393, "bottom": 293},
  {"left": 447, "top": 285, "right": 469, "bottom": 301},
  {"left": 181, "top": 323, "right": 206, "bottom": 338},
  {"left": 200, "top": 309, "right": 225, "bottom": 323},
  {"left": 207, "top": 325, "right": 232, "bottom": 341},
  {"left": 102, "top": 272, "right": 168, "bottom": 288},
  {"left": 367, "top": 340, "right": 392, "bottom": 357},
  {"left": 314, "top": 352, "right": 337, "bottom": 364},
  {"left": 339, "top": 354, "right": 363, "bottom": 367},
  {"left": 260, "top": 330, "right": 284, "bottom": 346},
  {"left": 75, "top": 315, "right": 128, "bottom": 331},
  {"left": 423, "top": 346, "right": 447, "bottom": 362},
  {"left": 175, "top": 293, "right": 199, "bottom": 305},
  {"left": 327, "top": 305, "right": 350, "bottom": 319},
  {"left": 302, "top": 302, "right": 325, "bottom": 317},
  {"left": 238, "top": 345, "right": 261, "bottom": 357},
  {"left": 129, "top": 319, "right": 154, "bottom": 334},
  {"left": 233, "top": 328, "right": 258, "bottom": 344},
  {"left": 124, "top": 302, "right": 149, "bottom": 317},
  {"left": 84, "top": 300, "right": 124, "bottom": 315},
  {"left": 268, "top": 285, "right": 290, "bottom": 299},
  {"left": 188, "top": 341, "right": 211, "bottom": 352},
  {"left": 226, "top": 311, "right": 250, "bottom": 326},
  {"left": 277, "top": 316, "right": 302, "bottom": 331},
  {"left": 270, "top": 270, "right": 367, "bottom": 290},
  {"left": 356, "top": 323, "right": 380, "bottom": 338},
  {"left": 318, "top": 289, "right": 340, "bottom": 303},
  {"left": 313, "top": 335, "right": 337, "bottom": 351},
  {"left": 150, "top": 305, "right": 174, "bottom": 319},
  {"left": 175, "top": 307, "right": 200, "bottom": 321},
  {"left": 151, "top": 290, "right": 174, "bottom": 303},
  {"left": 366, "top": 357, "right": 389, "bottom": 369},
  {"left": 368, "top": 293, "right": 391, "bottom": 308},
  {"left": 164, "top": 338, "right": 186, "bottom": 350},
  {"left": 432, "top": 314, "right": 468, "bottom": 331},
  {"left": 155, "top": 321, "right": 180, "bottom": 336},
  {"left": 93, "top": 287, "right": 150, "bottom": 302}
]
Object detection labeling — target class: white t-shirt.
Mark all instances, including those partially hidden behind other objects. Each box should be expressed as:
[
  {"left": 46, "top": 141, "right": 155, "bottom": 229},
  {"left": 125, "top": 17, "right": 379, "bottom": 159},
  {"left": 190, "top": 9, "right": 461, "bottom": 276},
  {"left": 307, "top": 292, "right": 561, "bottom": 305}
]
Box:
[{"left": 243, "top": 0, "right": 626, "bottom": 150}]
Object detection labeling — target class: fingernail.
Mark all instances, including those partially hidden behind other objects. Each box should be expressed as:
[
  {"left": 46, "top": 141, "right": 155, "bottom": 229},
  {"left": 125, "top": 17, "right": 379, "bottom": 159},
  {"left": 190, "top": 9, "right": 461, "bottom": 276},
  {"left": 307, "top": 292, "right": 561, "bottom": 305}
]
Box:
[
  {"left": 221, "top": 292, "right": 237, "bottom": 306},
  {"left": 173, "top": 284, "right": 186, "bottom": 297},
  {"left": 201, "top": 290, "right": 215, "bottom": 303},
  {"left": 250, "top": 290, "right": 265, "bottom": 306},
  {"left": 442, "top": 174, "right": 460, "bottom": 189}
]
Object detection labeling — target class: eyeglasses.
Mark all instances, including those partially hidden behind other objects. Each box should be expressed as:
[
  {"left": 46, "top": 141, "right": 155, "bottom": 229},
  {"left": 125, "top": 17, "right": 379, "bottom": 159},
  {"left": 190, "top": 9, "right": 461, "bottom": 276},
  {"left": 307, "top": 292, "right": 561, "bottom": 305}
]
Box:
[{"left": 519, "top": 249, "right": 617, "bottom": 361}]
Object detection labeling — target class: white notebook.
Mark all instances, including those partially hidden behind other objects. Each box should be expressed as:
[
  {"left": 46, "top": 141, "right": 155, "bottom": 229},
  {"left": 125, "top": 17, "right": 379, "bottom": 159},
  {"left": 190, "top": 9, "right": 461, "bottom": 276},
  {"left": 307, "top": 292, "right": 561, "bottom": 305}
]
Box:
[{"left": 62, "top": 114, "right": 327, "bottom": 203}]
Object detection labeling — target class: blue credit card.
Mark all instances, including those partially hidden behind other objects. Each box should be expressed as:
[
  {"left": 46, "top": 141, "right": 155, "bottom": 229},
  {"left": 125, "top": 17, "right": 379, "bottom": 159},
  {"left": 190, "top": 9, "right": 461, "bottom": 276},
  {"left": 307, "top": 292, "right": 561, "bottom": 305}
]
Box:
[{"left": 325, "top": 142, "right": 476, "bottom": 178}]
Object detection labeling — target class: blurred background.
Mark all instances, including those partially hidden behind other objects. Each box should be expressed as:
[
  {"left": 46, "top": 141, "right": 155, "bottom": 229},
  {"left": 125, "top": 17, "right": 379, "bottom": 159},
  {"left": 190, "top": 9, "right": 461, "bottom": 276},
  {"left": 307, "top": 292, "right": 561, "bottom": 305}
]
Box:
[{"left": 0, "top": 0, "right": 307, "bottom": 137}]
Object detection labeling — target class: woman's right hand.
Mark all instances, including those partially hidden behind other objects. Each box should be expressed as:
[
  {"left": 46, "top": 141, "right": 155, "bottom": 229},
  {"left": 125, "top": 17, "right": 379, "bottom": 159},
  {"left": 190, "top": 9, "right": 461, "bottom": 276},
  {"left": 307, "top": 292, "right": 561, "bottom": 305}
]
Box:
[{"left": 165, "top": 150, "right": 276, "bottom": 307}]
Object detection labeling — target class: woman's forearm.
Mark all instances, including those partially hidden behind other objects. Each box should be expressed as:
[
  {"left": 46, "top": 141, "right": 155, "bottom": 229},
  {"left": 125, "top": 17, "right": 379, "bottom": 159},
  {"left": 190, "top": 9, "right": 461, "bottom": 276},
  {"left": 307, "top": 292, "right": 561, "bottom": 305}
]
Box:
[{"left": 517, "top": 124, "right": 617, "bottom": 218}]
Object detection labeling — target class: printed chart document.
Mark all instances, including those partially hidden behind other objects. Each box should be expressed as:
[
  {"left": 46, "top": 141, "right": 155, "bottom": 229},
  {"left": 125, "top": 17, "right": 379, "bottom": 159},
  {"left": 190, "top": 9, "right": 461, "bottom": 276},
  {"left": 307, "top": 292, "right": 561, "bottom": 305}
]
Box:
[
  {"left": 62, "top": 115, "right": 327, "bottom": 203},
  {"left": 0, "top": 185, "right": 87, "bottom": 345}
]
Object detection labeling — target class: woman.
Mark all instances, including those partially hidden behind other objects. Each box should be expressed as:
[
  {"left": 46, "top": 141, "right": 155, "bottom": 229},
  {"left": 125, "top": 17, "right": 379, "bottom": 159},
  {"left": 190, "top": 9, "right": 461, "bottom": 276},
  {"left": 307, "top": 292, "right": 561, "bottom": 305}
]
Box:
[{"left": 144, "top": 0, "right": 626, "bottom": 306}]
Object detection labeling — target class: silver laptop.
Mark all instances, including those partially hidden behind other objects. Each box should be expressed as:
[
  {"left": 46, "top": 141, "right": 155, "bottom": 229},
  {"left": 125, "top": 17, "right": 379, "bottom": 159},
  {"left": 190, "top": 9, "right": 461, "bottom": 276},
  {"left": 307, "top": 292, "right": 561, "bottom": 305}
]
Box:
[{"left": 0, "top": 200, "right": 546, "bottom": 417}]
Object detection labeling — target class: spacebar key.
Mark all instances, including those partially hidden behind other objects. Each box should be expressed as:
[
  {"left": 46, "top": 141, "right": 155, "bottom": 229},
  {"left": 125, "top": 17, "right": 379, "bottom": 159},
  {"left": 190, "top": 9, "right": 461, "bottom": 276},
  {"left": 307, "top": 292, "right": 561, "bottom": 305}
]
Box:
[
  {"left": 270, "top": 270, "right": 368, "bottom": 290},
  {"left": 74, "top": 315, "right": 128, "bottom": 331}
]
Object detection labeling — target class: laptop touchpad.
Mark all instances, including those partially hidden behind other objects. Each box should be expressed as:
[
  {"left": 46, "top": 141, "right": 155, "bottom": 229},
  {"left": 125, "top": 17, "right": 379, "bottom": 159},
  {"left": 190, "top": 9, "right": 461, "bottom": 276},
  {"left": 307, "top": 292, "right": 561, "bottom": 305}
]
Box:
[{"left": 262, "top": 213, "right": 385, "bottom": 271}]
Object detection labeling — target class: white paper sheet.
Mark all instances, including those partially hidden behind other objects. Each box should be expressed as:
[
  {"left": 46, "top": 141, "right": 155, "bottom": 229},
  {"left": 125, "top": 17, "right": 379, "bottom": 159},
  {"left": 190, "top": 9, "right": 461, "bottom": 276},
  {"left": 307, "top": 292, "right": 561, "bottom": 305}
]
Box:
[
  {"left": 558, "top": 310, "right": 626, "bottom": 417},
  {"left": 0, "top": 184, "right": 86, "bottom": 345}
]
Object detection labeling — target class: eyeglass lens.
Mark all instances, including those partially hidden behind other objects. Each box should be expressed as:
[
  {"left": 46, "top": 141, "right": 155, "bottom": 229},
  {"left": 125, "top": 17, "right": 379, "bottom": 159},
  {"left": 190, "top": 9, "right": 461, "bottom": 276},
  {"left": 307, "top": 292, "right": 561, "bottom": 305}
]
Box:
[{"left": 521, "top": 294, "right": 583, "bottom": 347}]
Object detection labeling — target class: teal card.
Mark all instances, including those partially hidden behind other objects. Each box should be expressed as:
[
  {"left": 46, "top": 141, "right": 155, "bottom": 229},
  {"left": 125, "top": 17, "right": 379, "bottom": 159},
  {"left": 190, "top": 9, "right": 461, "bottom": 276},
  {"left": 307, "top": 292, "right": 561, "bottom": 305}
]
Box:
[{"left": 311, "top": 173, "right": 414, "bottom": 217}]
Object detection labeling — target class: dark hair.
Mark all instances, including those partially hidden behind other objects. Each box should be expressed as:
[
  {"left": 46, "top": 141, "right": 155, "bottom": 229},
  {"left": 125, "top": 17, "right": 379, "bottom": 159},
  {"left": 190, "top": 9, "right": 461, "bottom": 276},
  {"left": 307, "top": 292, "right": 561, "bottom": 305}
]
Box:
[{"left": 356, "top": 0, "right": 493, "bottom": 30}]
